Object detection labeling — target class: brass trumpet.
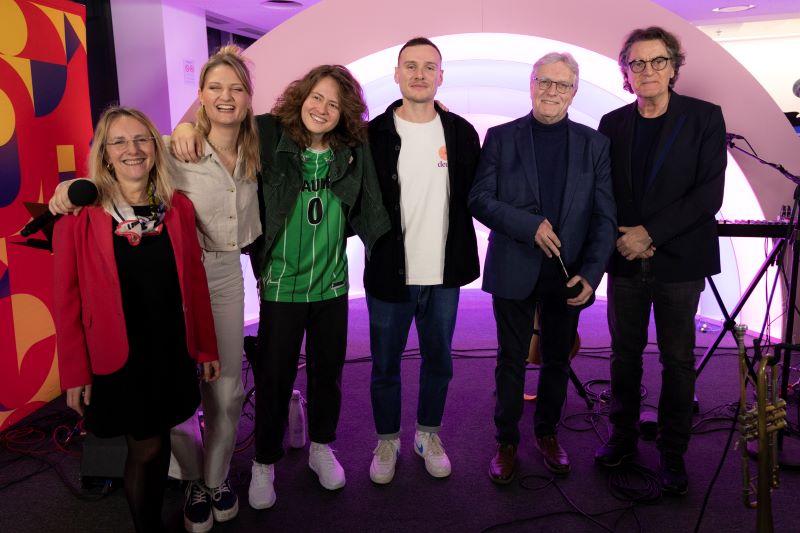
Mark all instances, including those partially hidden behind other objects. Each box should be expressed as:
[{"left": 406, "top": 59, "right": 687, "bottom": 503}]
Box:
[{"left": 735, "top": 325, "right": 787, "bottom": 533}]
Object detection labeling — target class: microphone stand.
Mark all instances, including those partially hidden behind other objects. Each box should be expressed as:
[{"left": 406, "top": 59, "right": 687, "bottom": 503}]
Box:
[{"left": 728, "top": 138, "right": 800, "bottom": 468}]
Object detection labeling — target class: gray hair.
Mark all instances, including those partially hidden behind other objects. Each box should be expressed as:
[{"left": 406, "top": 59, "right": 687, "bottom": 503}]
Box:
[{"left": 531, "top": 52, "right": 580, "bottom": 91}]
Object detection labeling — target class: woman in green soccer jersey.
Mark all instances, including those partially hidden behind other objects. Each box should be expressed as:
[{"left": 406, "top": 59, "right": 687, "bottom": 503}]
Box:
[{"left": 242, "top": 66, "right": 389, "bottom": 508}]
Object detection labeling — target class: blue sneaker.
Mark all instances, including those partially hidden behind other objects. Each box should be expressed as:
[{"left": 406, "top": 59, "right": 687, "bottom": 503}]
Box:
[
  {"left": 210, "top": 478, "right": 239, "bottom": 522},
  {"left": 183, "top": 480, "right": 212, "bottom": 533}
]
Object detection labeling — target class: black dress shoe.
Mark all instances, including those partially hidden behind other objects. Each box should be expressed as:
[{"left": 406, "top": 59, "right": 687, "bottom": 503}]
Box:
[
  {"left": 536, "top": 435, "right": 570, "bottom": 475},
  {"left": 595, "top": 432, "right": 638, "bottom": 468},
  {"left": 660, "top": 451, "right": 688, "bottom": 496},
  {"left": 489, "top": 444, "right": 517, "bottom": 484}
]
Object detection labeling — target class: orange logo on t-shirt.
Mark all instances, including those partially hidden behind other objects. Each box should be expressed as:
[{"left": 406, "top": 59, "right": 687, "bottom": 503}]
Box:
[{"left": 438, "top": 146, "right": 447, "bottom": 161}]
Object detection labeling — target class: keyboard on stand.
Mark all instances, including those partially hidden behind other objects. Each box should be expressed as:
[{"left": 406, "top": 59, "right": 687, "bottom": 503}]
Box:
[{"left": 717, "top": 220, "right": 792, "bottom": 238}]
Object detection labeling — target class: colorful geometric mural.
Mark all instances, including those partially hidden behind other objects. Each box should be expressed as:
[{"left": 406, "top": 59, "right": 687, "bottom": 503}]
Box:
[{"left": 0, "top": 0, "right": 93, "bottom": 430}]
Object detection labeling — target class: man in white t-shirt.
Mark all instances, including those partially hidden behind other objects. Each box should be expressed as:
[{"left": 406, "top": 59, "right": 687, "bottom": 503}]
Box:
[{"left": 364, "top": 37, "right": 481, "bottom": 484}]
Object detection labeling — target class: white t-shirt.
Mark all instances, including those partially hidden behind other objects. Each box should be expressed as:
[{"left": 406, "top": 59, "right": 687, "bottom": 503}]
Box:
[{"left": 394, "top": 112, "right": 450, "bottom": 285}]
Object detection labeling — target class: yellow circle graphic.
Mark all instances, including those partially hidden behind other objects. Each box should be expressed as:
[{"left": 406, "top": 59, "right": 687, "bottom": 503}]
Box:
[
  {"left": 0, "top": 0, "right": 28, "bottom": 56},
  {"left": 0, "top": 89, "right": 14, "bottom": 146}
]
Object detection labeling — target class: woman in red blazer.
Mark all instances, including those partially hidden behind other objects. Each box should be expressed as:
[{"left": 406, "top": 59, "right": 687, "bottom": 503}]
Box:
[{"left": 53, "top": 106, "right": 219, "bottom": 533}]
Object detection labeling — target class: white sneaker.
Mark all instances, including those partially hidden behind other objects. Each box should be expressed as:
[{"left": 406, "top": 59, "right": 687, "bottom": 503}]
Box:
[
  {"left": 248, "top": 461, "right": 276, "bottom": 510},
  {"left": 369, "top": 438, "right": 401, "bottom": 484},
  {"left": 414, "top": 431, "right": 452, "bottom": 478},
  {"left": 308, "top": 442, "right": 346, "bottom": 490}
]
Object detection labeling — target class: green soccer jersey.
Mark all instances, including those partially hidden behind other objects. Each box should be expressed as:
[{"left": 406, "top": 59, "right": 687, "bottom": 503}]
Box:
[{"left": 261, "top": 148, "right": 348, "bottom": 302}]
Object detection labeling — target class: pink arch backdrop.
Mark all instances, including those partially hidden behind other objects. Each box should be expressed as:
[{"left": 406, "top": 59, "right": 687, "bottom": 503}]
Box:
[{"left": 222, "top": 0, "right": 799, "bottom": 337}]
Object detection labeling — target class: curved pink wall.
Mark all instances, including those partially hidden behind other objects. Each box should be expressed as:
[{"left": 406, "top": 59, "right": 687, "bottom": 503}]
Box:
[
  {"left": 240, "top": 0, "right": 798, "bottom": 218},
  {"left": 226, "top": 0, "right": 800, "bottom": 334}
]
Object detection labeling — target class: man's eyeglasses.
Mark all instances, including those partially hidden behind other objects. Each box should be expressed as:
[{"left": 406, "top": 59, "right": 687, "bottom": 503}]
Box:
[
  {"left": 533, "top": 78, "right": 574, "bottom": 94},
  {"left": 105, "top": 137, "right": 156, "bottom": 150},
  {"left": 627, "top": 56, "right": 671, "bottom": 73}
]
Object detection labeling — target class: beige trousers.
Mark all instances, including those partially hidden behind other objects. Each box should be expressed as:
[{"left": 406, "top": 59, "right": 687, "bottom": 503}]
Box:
[{"left": 169, "top": 250, "right": 246, "bottom": 488}]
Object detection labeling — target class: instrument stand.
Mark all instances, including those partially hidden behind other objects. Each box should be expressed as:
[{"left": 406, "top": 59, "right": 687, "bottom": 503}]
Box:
[
  {"left": 569, "top": 367, "right": 594, "bottom": 409},
  {"left": 524, "top": 367, "right": 593, "bottom": 410},
  {"left": 525, "top": 306, "right": 594, "bottom": 409},
  {"left": 775, "top": 185, "right": 800, "bottom": 468},
  {"left": 696, "top": 239, "right": 786, "bottom": 376},
  {"left": 721, "top": 139, "right": 800, "bottom": 468}
]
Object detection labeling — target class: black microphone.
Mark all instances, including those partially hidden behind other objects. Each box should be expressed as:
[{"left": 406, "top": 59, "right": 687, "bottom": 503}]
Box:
[
  {"left": 725, "top": 132, "right": 745, "bottom": 141},
  {"left": 563, "top": 280, "right": 583, "bottom": 299},
  {"left": 793, "top": 78, "right": 800, "bottom": 98},
  {"left": 20, "top": 180, "right": 98, "bottom": 237},
  {"left": 556, "top": 255, "right": 583, "bottom": 299}
]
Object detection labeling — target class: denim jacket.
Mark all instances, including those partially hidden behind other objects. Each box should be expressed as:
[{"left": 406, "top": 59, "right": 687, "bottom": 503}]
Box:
[{"left": 250, "top": 113, "right": 390, "bottom": 275}]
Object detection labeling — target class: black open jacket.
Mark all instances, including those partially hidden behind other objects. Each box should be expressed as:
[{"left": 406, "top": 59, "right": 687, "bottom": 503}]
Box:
[{"left": 364, "top": 100, "right": 481, "bottom": 302}]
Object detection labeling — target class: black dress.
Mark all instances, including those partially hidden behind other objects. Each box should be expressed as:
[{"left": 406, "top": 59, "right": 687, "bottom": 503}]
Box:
[{"left": 84, "top": 206, "right": 200, "bottom": 440}]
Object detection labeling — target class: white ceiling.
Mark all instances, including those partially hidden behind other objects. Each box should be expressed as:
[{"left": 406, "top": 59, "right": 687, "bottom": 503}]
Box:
[
  {"left": 185, "top": 0, "right": 800, "bottom": 37},
  {"left": 188, "top": 0, "right": 321, "bottom": 36},
  {"left": 652, "top": 0, "right": 800, "bottom": 25}
]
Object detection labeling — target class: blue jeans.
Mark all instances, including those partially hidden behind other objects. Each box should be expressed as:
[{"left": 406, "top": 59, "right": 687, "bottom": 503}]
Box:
[
  {"left": 607, "top": 267, "right": 704, "bottom": 455},
  {"left": 367, "top": 286, "right": 459, "bottom": 438}
]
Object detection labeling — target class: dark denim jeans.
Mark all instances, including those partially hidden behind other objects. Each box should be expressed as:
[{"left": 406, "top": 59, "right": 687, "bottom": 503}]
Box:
[
  {"left": 607, "top": 267, "right": 704, "bottom": 455},
  {"left": 493, "top": 278, "right": 581, "bottom": 444},
  {"left": 367, "top": 285, "right": 459, "bottom": 438}
]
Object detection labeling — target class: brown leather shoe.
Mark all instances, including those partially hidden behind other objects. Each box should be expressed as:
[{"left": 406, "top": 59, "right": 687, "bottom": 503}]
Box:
[
  {"left": 536, "top": 435, "right": 570, "bottom": 474},
  {"left": 489, "top": 443, "right": 517, "bottom": 484}
]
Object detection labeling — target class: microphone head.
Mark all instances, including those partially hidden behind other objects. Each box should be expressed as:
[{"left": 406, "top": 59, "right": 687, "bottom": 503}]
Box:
[
  {"left": 562, "top": 280, "right": 583, "bottom": 300},
  {"left": 67, "top": 180, "right": 99, "bottom": 206},
  {"left": 793, "top": 78, "right": 800, "bottom": 98}
]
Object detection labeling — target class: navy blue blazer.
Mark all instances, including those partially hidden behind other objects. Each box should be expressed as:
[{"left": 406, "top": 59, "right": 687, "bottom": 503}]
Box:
[
  {"left": 469, "top": 113, "right": 617, "bottom": 300},
  {"left": 598, "top": 91, "right": 726, "bottom": 282}
]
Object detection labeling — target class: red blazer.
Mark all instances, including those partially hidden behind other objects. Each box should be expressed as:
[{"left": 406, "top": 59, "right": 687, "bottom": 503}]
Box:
[{"left": 53, "top": 192, "right": 218, "bottom": 390}]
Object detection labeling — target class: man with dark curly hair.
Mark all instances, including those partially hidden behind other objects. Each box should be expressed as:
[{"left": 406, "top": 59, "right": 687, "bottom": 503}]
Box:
[{"left": 594, "top": 26, "right": 727, "bottom": 497}]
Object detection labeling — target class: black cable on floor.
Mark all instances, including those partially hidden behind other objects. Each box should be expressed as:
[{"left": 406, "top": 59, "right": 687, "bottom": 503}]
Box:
[
  {"left": 0, "top": 420, "right": 114, "bottom": 501},
  {"left": 692, "top": 401, "right": 740, "bottom": 533},
  {"left": 607, "top": 463, "right": 662, "bottom": 504},
  {"left": 479, "top": 473, "right": 640, "bottom": 533}
]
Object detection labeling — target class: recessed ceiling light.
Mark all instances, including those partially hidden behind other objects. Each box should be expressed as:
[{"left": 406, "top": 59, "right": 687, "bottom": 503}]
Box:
[
  {"left": 261, "top": 0, "right": 303, "bottom": 9},
  {"left": 712, "top": 4, "right": 756, "bottom": 13}
]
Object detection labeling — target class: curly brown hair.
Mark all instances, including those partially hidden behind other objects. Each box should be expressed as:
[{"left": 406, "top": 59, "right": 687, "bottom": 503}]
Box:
[{"left": 271, "top": 65, "right": 368, "bottom": 149}]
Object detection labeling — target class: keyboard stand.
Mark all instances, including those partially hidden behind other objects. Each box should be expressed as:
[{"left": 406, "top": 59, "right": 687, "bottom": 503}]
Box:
[{"left": 696, "top": 237, "right": 785, "bottom": 376}]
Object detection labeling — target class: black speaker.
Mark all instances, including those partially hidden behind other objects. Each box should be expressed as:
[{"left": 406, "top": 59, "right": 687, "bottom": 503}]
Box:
[{"left": 80, "top": 433, "right": 127, "bottom": 488}]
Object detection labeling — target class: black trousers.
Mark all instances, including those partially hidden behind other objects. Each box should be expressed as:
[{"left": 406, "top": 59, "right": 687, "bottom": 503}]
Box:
[
  {"left": 253, "top": 295, "right": 348, "bottom": 464},
  {"left": 493, "top": 277, "right": 581, "bottom": 444},
  {"left": 607, "top": 267, "right": 704, "bottom": 455}
]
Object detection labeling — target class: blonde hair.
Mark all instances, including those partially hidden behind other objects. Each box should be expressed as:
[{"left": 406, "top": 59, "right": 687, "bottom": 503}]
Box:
[
  {"left": 89, "top": 106, "right": 175, "bottom": 209},
  {"left": 196, "top": 45, "right": 261, "bottom": 180}
]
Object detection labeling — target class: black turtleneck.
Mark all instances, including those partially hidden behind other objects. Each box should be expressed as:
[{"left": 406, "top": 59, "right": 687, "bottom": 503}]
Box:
[
  {"left": 531, "top": 114, "right": 568, "bottom": 231},
  {"left": 531, "top": 113, "right": 569, "bottom": 281},
  {"left": 631, "top": 110, "right": 666, "bottom": 213}
]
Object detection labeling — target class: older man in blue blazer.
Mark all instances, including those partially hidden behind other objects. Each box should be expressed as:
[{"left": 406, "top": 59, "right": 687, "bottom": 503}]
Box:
[{"left": 469, "top": 52, "right": 617, "bottom": 484}]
